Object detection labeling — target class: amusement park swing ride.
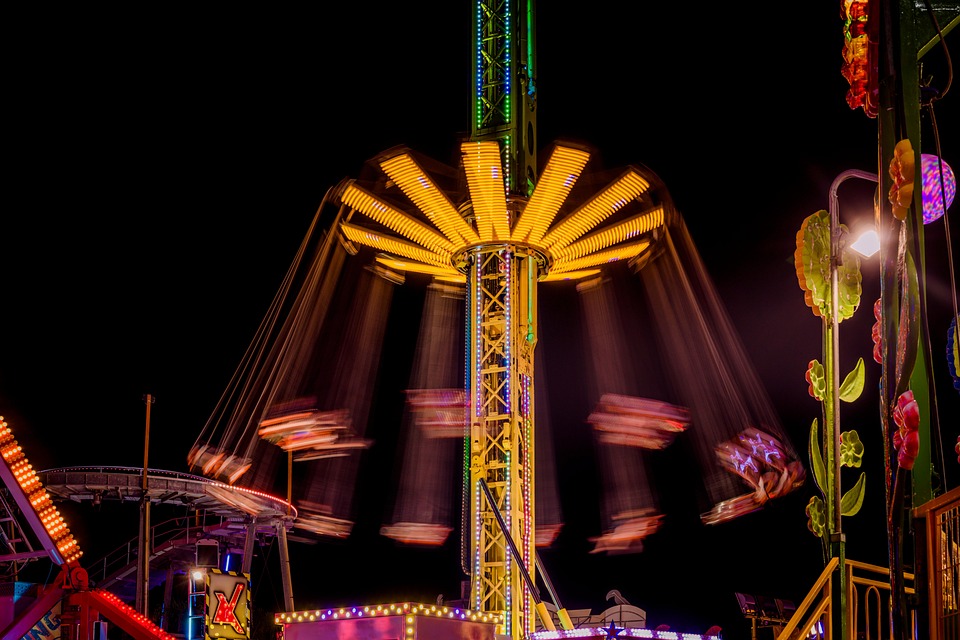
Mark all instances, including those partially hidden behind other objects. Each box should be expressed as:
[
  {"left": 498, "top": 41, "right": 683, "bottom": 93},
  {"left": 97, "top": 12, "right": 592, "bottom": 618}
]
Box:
[
  {"left": 24, "top": 1, "right": 960, "bottom": 639},
  {"left": 185, "top": 123, "right": 805, "bottom": 639},
  {"left": 175, "top": 2, "right": 807, "bottom": 639},
  {"left": 2, "top": 1, "right": 958, "bottom": 639}
]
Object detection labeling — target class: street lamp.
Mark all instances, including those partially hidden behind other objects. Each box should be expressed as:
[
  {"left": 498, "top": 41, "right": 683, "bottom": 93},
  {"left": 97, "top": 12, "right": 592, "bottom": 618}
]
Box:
[
  {"left": 187, "top": 568, "right": 206, "bottom": 640},
  {"left": 828, "top": 168, "right": 879, "bottom": 540},
  {"left": 138, "top": 393, "right": 156, "bottom": 617},
  {"left": 827, "top": 168, "right": 879, "bottom": 640}
]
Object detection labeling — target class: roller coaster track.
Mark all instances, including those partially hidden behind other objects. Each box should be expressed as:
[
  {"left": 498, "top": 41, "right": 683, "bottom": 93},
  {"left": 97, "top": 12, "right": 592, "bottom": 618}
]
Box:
[
  {"left": 37, "top": 466, "right": 298, "bottom": 603},
  {"left": 0, "top": 415, "right": 297, "bottom": 640}
]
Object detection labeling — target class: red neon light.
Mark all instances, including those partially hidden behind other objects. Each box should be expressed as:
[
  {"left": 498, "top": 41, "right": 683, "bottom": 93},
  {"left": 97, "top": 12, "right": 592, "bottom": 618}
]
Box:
[{"left": 212, "top": 583, "right": 247, "bottom": 635}]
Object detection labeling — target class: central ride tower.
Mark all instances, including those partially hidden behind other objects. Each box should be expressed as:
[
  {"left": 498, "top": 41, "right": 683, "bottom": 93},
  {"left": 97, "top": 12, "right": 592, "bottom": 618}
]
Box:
[{"left": 465, "top": 0, "right": 540, "bottom": 636}]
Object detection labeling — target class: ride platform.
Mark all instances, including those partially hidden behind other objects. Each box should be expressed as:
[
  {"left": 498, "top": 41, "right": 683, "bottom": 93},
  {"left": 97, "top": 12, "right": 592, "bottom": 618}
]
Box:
[
  {"left": 275, "top": 602, "right": 500, "bottom": 640},
  {"left": 274, "top": 600, "right": 722, "bottom": 640}
]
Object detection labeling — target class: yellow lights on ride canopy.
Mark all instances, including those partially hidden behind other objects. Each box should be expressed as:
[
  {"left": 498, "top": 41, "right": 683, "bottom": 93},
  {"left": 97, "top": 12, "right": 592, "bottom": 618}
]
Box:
[
  {"left": 551, "top": 239, "right": 651, "bottom": 274},
  {"left": 540, "top": 169, "right": 650, "bottom": 252},
  {"left": 379, "top": 152, "right": 480, "bottom": 245},
  {"left": 340, "top": 222, "right": 450, "bottom": 267},
  {"left": 341, "top": 182, "right": 455, "bottom": 255},
  {"left": 339, "top": 143, "right": 658, "bottom": 281},
  {"left": 539, "top": 268, "right": 601, "bottom": 282},
  {"left": 551, "top": 206, "right": 664, "bottom": 264},
  {"left": 511, "top": 144, "right": 591, "bottom": 245},
  {"left": 461, "top": 141, "right": 510, "bottom": 242},
  {"left": 375, "top": 256, "right": 465, "bottom": 283}
]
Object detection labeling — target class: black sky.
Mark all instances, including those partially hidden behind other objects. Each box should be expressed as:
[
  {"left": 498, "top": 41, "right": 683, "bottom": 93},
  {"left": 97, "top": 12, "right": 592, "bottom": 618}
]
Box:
[{"left": 3, "top": 4, "right": 960, "bottom": 638}]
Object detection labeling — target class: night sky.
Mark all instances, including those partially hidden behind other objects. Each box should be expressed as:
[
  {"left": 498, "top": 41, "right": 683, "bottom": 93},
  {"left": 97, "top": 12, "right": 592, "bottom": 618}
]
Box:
[{"left": 4, "top": 4, "right": 960, "bottom": 638}]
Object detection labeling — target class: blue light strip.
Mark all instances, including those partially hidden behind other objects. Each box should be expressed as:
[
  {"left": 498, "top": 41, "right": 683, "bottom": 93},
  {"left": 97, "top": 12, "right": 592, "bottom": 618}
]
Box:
[{"left": 474, "top": 0, "right": 482, "bottom": 129}]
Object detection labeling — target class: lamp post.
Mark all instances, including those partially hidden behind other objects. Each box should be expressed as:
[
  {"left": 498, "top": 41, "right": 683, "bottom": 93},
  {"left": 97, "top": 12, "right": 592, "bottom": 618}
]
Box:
[
  {"left": 137, "top": 393, "right": 156, "bottom": 617},
  {"left": 827, "top": 168, "right": 878, "bottom": 640}
]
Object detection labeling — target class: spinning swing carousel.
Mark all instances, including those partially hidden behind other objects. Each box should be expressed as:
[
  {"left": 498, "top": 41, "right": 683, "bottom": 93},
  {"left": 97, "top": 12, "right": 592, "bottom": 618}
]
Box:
[{"left": 187, "top": 2, "right": 805, "bottom": 638}]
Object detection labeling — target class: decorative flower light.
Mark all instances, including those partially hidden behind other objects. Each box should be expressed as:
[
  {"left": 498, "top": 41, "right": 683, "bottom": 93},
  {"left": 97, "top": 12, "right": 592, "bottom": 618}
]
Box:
[
  {"left": 840, "top": 431, "right": 865, "bottom": 467},
  {"left": 806, "top": 495, "right": 826, "bottom": 537},
  {"left": 920, "top": 153, "right": 956, "bottom": 224},
  {"left": 841, "top": 0, "right": 877, "bottom": 117},
  {"left": 871, "top": 298, "right": 882, "bottom": 364},
  {"left": 948, "top": 315, "right": 959, "bottom": 393},
  {"left": 805, "top": 360, "right": 825, "bottom": 399},
  {"left": 888, "top": 139, "right": 915, "bottom": 221},
  {"left": 892, "top": 390, "right": 920, "bottom": 470}
]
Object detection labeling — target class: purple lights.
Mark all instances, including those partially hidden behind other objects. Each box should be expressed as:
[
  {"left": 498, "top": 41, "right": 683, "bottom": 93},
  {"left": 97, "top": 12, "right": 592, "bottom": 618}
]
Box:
[{"left": 921, "top": 153, "right": 956, "bottom": 224}]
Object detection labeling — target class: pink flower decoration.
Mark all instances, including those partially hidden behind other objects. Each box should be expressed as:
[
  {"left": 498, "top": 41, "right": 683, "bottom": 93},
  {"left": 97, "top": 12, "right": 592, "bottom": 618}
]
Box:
[
  {"left": 892, "top": 390, "right": 920, "bottom": 470},
  {"left": 871, "top": 298, "right": 882, "bottom": 364}
]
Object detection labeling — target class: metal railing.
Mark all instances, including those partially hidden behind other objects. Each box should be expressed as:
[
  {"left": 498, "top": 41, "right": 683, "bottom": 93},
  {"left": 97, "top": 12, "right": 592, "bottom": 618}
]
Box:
[
  {"left": 85, "top": 513, "right": 228, "bottom": 588},
  {"left": 775, "top": 485, "right": 960, "bottom": 640},
  {"left": 915, "top": 485, "right": 960, "bottom": 640},
  {"left": 775, "top": 557, "right": 915, "bottom": 640}
]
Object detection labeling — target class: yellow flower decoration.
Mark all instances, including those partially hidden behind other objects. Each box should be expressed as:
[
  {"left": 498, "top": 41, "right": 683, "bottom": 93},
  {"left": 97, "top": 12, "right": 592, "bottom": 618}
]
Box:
[
  {"left": 840, "top": 430, "right": 864, "bottom": 468},
  {"left": 806, "top": 495, "right": 826, "bottom": 538}
]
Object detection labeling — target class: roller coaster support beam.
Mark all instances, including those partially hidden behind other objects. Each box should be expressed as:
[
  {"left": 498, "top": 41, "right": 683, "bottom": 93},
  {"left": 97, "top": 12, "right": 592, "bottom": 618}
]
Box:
[{"left": 277, "top": 521, "right": 295, "bottom": 612}]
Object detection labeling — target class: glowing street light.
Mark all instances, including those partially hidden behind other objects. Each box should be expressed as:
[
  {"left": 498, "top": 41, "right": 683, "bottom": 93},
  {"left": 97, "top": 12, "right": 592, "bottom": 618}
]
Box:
[{"left": 849, "top": 229, "right": 880, "bottom": 257}]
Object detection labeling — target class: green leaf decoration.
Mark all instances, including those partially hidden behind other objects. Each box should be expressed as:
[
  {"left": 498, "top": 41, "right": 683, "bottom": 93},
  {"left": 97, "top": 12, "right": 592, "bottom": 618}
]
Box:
[
  {"left": 806, "top": 495, "right": 826, "bottom": 538},
  {"left": 839, "top": 357, "right": 866, "bottom": 402},
  {"left": 840, "top": 430, "right": 864, "bottom": 467},
  {"left": 840, "top": 471, "right": 866, "bottom": 516},
  {"left": 809, "top": 418, "right": 825, "bottom": 493},
  {"left": 894, "top": 250, "right": 920, "bottom": 399}
]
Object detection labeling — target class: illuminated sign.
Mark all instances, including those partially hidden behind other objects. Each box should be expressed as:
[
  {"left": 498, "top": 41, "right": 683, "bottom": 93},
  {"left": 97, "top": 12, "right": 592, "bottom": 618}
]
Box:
[
  {"left": 205, "top": 570, "right": 250, "bottom": 639},
  {"left": 21, "top": 601, "right": 61, "bottom": 640}
]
